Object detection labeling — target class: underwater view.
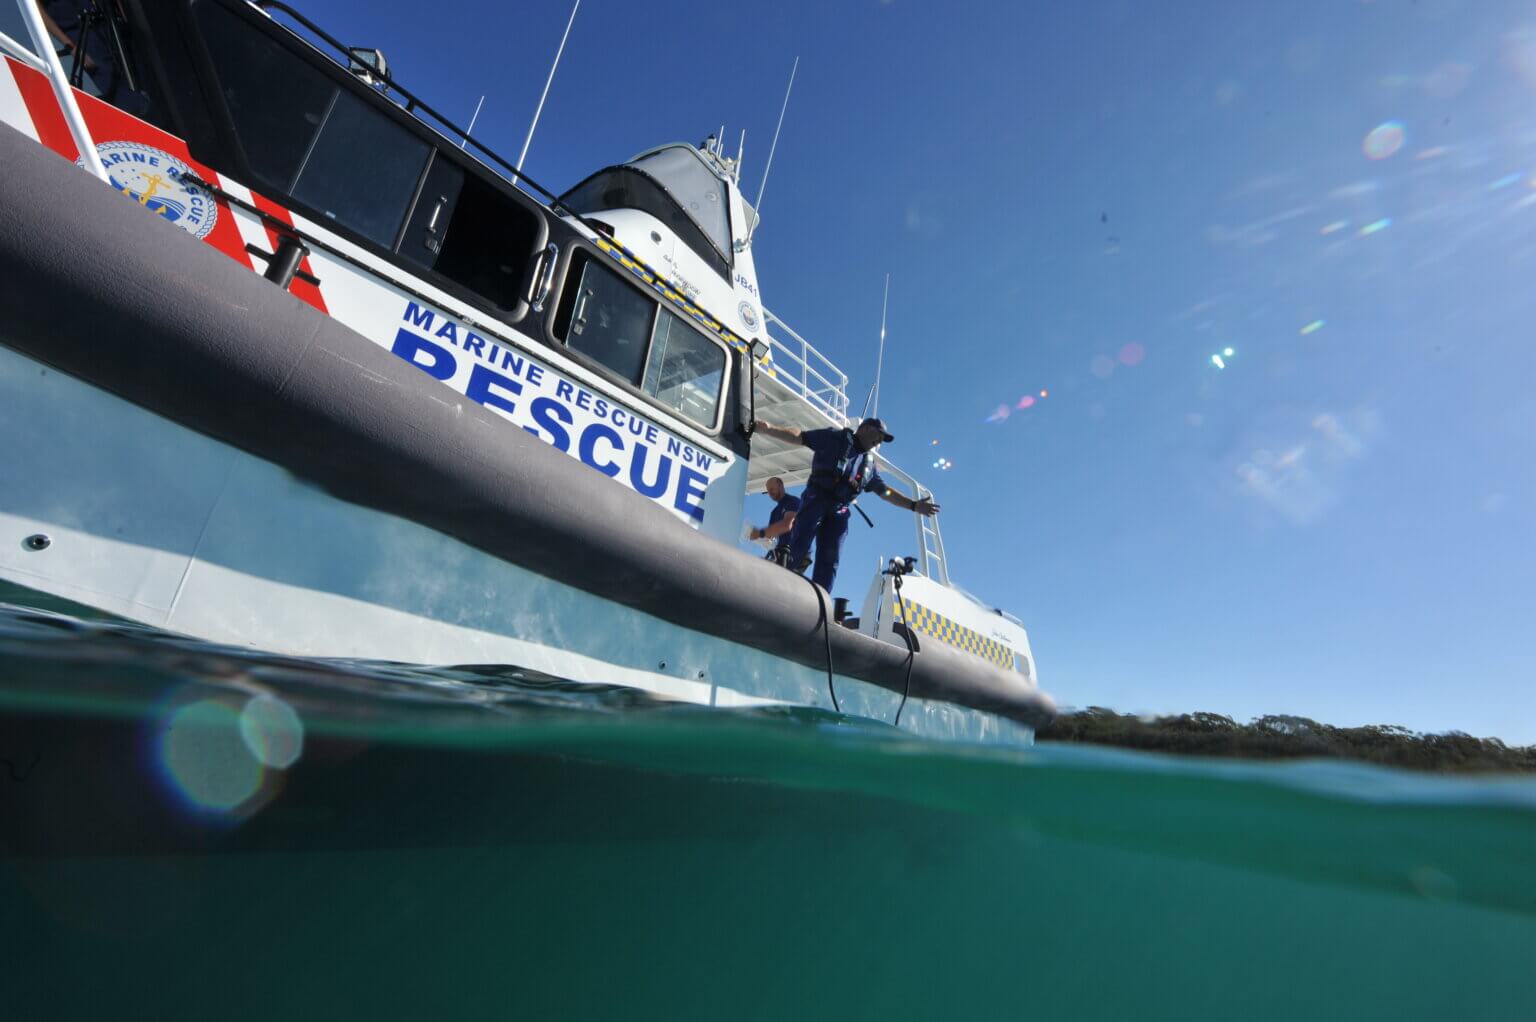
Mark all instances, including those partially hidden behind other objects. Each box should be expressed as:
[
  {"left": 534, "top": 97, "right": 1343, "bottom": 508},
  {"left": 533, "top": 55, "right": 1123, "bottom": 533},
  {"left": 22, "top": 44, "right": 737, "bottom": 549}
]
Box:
[{"left": 2, "top": 601, "right": 1532, "bottom": 1019}]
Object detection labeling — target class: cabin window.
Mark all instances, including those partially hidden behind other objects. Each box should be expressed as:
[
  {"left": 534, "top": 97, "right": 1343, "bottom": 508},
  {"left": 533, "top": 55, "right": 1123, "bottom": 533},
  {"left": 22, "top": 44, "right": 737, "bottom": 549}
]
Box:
[
  {"left": 424, "top": 168, "right": 542, "bottom": 312},
  {"left": 644, "top": 310, "right": 725, "bottom": 428},
  {"left": 560, "top": 256, "right": 656, "bottom": 386},
  {"left": 192, "top": 1, "right": 541, "bottom": 311},
  {"left": 561, "top": 167, "right": 731, "bottom": 282},
  {"left": 554, "top": 253, "right": 727, "bottom": 430},
  {"left": 194, "top": 1, "right": 428, "bottom": 248},
  {"left": 289, "top": 91, "right": 430, "bottom": 247}
]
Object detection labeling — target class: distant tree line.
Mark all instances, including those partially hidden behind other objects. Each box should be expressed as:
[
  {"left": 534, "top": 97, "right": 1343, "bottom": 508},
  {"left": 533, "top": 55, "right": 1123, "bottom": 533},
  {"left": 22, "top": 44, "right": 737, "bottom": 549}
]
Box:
[{"left": 1036, "top": 708, "right": 1536, "bottom": 773}]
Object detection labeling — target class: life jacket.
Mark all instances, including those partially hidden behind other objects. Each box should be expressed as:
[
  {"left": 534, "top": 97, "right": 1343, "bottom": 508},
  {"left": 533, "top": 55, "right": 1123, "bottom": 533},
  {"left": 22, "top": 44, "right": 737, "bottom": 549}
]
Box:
[{"left": 808, "top": 432, "right": 873, "bottom": 505}]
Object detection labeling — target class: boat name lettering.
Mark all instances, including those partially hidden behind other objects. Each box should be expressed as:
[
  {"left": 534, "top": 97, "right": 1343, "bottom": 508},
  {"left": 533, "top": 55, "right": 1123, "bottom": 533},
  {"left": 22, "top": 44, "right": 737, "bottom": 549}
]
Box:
[{"left": 392, "top": 303, "right": 718, "bottom": 523}]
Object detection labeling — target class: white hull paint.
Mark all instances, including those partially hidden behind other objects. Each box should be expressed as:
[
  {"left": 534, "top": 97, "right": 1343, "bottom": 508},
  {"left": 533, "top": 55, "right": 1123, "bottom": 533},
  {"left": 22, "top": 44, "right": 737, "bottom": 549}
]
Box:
[{"left": 0, "top": 346, "right": 1033, "bottom": 745}]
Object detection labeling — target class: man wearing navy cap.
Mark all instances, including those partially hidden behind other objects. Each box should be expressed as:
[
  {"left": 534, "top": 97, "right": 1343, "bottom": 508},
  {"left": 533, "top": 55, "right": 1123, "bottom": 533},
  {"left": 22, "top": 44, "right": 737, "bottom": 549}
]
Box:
[{"left": 752, "top": 417, "right": 940, "bottom": 593}]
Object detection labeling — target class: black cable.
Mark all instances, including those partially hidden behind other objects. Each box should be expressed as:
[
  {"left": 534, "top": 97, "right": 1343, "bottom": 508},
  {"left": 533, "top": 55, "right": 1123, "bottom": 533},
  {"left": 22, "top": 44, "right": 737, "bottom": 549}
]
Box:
[
  {"left": 890, "top": 569, "right": 917, "bottom": 728},
  {"left": 795, "top": 571, "right": 839, "bottom": 713}
]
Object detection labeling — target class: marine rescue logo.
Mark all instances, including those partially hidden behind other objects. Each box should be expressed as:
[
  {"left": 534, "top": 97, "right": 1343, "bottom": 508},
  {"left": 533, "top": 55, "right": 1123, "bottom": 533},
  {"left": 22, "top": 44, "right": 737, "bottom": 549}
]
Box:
[
  {"left": 737, "top": 300, "right": 759, "bottom": 331},
  {"left": 85, "top": 141, "right": 217, "bottom": 240}
]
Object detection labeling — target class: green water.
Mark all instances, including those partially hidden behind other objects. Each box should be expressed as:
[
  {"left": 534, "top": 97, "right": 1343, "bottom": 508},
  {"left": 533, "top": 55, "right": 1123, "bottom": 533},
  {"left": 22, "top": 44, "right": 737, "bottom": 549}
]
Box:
[{"left": 1, "top": 602, "right": 1532, "bottom": 1020}]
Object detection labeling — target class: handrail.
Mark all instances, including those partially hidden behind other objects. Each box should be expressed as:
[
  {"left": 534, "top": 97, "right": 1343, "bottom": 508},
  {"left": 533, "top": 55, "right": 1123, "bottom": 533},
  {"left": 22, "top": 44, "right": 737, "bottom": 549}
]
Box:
[
  {"left": 9, "top": 0, "right": 107, "bottom": 181},
  {"left": 868, "top": 456, "right": 949, "bottom": 586},
  {"left": 761, "top": 306, "right": 849, "bottom": 425},
  {"left": 0, "top": 29, "right": 48, "bottom": 71}
]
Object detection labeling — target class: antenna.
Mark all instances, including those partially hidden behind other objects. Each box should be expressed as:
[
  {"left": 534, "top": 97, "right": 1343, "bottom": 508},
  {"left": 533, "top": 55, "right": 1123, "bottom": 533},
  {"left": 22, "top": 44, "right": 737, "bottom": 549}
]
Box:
[
  {"left": 460, "top": 95, "right": 485, "bottom": 149},
  {"left": 717, "top": 125, "right": 725, "bottom": 157},
  {"left": 736, "top": 129, "right": 746, "bottom": 181},
  {"left": 516, "top": 0, "right": 582, "bottom": 174},
  {"left": 861, "top": 274, "right": 892, "bottom": 419},
  {"left": 748, "top": 55, "right": 799, "bottom": 244}
]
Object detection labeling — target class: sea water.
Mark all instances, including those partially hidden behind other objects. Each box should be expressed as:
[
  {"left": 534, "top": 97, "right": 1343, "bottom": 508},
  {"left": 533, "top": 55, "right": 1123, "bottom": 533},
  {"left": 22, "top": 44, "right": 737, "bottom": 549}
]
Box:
[{"left": 1, "top": 599, "right": 1531, "bottom": 1020}]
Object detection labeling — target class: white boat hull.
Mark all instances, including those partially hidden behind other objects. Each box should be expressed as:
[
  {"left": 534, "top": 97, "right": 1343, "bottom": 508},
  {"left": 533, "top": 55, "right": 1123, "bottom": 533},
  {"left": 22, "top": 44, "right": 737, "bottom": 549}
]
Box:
[{"left": 0, "top": 345, "right": 1034, "bottom": 745}]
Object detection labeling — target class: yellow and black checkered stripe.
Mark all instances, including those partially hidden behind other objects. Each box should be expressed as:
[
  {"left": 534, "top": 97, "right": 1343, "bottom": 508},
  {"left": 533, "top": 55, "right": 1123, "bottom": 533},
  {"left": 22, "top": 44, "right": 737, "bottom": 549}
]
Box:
[
  {"left": 593, "top": 236, "right": 775, "bottom": 377},
  {"left": 895, "top": 601, "right": 1015, "bottom": 670}
]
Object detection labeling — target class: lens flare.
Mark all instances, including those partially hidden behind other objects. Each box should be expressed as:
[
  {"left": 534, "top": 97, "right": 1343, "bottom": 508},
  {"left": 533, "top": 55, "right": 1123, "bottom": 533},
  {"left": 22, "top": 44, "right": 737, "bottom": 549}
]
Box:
[
  {"left": 158, "top": 697, "right": 266, "bottom": 813},
  {"left": 932, "top": 457, "right": 953, "bottom": 471},
  {"left": 985, "top": 404, "right": 1010, "bottom": 424},
  {"left": 1039, "top": 389, "right": 1048, "bottom": 398},
  {"left": 1090, "top": 355, "right": 1115, "bottom": 379},
  {"left": 1211, "top": 354, "right": 1227, "bottom": 369},
  {"left": 1488, "top": 172, "right": 1523, "bottom": 191},
  {"left": 1320, "top": 220, "right": 1348, "bottom": 236},
  {"left": 1118, "top": 342, "right": 1146, "bottom": 366},
  {"left": 153, "top": 689, "right": 303, "bottom": 819},
  {"left": 239, "top": 693, "right": 305, "bottom": 769},
  {"left": 1362, "top": 121, "right": 1406, "bottom": 160},
  {"left": 1016, "top": 395, "right": 1036, "bottom": 410},
  {"left": 1300, "top": 320, "right": 1325, "bottom": 336},
  {"left": 1358, "top": 217, "right": 1392, "bottom": 236},
  {"left": 1223, "top": 347, "right": 1235, "bottom": 357}
]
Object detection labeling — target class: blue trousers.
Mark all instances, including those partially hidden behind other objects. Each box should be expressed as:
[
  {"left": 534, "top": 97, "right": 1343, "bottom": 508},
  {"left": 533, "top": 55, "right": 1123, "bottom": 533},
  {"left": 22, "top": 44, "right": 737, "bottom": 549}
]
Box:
[{"left": 785, "top": 488, "right": 851, "bottom": 591}]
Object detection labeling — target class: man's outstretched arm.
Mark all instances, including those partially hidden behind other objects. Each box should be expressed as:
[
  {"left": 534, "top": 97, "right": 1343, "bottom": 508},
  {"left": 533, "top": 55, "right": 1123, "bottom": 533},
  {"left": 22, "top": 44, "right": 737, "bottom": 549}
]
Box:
[
  {"left": 753, "top": 420, "right": 804, "bottom": 445},
  {"left": 879, "top": 488, "right": 940, "bottom": 516}
]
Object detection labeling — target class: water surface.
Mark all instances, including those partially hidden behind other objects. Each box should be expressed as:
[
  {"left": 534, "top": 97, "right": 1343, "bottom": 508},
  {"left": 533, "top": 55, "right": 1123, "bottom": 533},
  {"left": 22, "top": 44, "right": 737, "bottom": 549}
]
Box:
[{"left": 1, "top": 601, "right": 1531, "bottom": 1020}]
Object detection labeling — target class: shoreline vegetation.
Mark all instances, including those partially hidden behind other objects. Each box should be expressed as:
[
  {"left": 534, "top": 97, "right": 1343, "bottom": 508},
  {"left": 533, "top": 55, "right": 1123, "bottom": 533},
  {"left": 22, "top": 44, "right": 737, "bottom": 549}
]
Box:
[{"left": 1036, "top": 708, "right": 1536, "bottom": 774}]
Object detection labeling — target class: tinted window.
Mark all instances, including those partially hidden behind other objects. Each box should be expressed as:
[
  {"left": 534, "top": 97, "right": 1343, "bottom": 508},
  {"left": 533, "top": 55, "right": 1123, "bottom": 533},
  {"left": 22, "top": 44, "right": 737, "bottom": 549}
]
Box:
[
  {"left": 562, "top": 259, "right": 654, "bottom": 385},
  {"left": 643, "top": 310, "right": 725, "bottom": 428},
  {"left": 561, "top": 168, "right": 731, "bottom": 281},
  {"left": 195, "top": 2, "right": 427, "bottom": 249},
  {"left": 291, "top": 90, "right": 428, "bottom": 247},
  {"left": 195, "top": 2, "right": 332, "bottom": 191},
  {"left": 429, "top": 172, "right": 542, "bottom": 311}
]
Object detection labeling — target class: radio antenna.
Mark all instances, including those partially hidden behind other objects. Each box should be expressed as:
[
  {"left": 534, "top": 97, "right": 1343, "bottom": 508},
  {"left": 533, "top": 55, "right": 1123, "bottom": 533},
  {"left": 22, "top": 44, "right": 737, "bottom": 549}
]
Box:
[
  {"left": 516, "top": 0, "right": 582, "bottom": 174},
  {"left": 460, "top": 95, "right": 485, "bottom": 149},
  {"left": 748, "top": 55, "right": 799, "bottom": 245},
  {"left": 861, "top": 274, "right": 891, "bottom": 419}
]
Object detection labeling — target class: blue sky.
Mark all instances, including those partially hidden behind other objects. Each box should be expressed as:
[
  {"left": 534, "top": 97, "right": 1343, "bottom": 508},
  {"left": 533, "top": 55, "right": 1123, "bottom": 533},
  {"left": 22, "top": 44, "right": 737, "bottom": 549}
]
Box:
[{"left": 297, "top": 0, "right": 1536, "bottom": 743}]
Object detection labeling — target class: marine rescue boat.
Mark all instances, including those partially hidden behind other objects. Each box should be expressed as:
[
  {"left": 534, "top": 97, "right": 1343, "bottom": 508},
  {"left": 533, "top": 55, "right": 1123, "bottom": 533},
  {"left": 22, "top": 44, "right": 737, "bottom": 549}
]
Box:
[{"left": 0, "top": 0, "right": 1053, "bottom": 741}]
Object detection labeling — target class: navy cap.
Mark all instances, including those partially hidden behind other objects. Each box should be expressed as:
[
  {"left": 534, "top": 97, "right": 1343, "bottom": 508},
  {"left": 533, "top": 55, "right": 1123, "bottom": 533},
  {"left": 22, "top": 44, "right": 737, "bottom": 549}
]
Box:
[{"left": 858, "top": 417, "right": 894, "bottom": 443}]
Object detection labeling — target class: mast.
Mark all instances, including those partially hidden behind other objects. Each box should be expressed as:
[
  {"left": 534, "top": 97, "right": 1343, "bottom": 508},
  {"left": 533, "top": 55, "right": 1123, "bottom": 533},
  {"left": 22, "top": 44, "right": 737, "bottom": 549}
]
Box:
[
  {"left": 748, "top": 55, "right": 799, "bottom": 244},
  {"left": 515, "top": 0, "right": 582, "bottom": 174},
  {"left": 873, "top": 273, "right": 889, "bottom": 418},
  {"left": 862, "top": 274, "right": 891, "bottom": 419}
]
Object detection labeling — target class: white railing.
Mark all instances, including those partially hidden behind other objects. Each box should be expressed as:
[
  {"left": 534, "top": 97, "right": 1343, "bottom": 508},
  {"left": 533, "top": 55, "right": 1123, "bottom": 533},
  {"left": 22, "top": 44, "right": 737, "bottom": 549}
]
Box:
[
  {"left": 762, "top": 307, "right": 849, "bottom": 425},
  {"left": 873, "top": 457, "right": 950, "bottom": 586},
  {"left": 3, "top": 0, "right": 107, "bottom": 181}
]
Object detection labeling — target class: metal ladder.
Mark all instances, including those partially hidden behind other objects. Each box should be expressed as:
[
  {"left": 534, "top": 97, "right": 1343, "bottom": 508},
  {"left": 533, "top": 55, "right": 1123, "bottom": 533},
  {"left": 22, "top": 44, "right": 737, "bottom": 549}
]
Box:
[{"left": 914, "top": 487, "right": 950, "bottom": 586}]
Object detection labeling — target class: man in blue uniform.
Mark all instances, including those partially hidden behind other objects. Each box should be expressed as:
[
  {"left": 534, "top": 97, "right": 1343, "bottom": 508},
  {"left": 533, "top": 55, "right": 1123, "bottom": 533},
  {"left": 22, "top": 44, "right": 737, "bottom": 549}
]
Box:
[
  {"left": 748, "top": 476, "right": 801, "bottom": 566},
  {"left": 752, "top": 417, "right": 940, "bottom": 592}
]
